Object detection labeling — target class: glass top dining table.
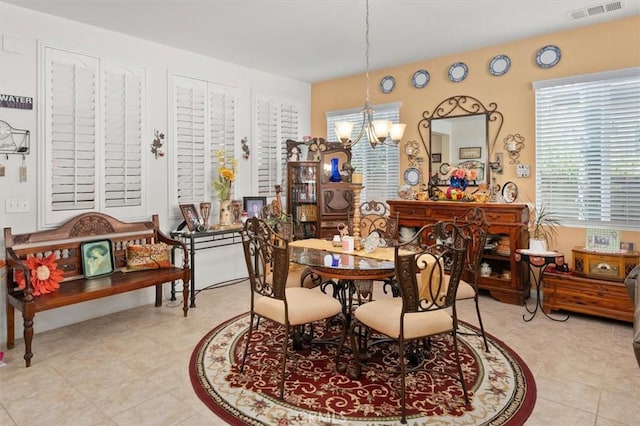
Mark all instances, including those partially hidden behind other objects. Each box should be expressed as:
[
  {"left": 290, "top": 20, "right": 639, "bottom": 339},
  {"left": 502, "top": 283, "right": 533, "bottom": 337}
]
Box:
[{"left": 288, "top": 238, "right": 397, "bottom": 281}]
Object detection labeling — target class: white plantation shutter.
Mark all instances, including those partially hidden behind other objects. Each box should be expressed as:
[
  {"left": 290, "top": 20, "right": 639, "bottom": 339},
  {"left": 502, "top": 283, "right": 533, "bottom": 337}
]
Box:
[
  {"left": 103, "top": 63, "right": 145, "bottom": 210},
  {"left": 534, "top": 68, "right": 640, "bottom": 230},
  {"left": 44, "top": 48, "right": 98, "bottom": 222},
  {"left": 41, "top": 45, "right": 147, "bottom": 227},
  {"left": 326, "top": 103, "right": 401, "bottom": 201},
  {"left": 209, "top": 84, "right": 237, "bottom": 201},
  {"left": 171, "top": 76, "right": 238, "bottom": 208},
  {"left": 174, "top": 77, "right": 207, "bottom": 203},
  {"left": 255, "top": 96, "right": 299, "bottom": 197}
]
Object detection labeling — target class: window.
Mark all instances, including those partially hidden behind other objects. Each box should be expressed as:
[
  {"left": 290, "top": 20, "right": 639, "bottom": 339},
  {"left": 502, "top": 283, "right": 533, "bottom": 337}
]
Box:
[
  {"left": 254, "top": 96, "right": 299, "bottom": 197},
  {"left": 534, "top": 67, "right": 640, "bottom": 230},
  {"left": 171, "top": 76, "right": 237, "bottom": 210},
  {"left": 40, "top": 44, "right": 146, "bottom": 227},
  {"left": 326, "top": 102, "right": 401, "bottom": 201}
]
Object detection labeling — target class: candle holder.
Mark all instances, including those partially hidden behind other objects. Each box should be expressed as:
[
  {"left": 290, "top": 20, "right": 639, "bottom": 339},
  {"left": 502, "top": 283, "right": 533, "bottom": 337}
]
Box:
[
  {"left": 199, "top": 202, "right": 211, "bottom": 229},
  {"left": 503, "top": 134, "right": 525, "bottom": 164}
]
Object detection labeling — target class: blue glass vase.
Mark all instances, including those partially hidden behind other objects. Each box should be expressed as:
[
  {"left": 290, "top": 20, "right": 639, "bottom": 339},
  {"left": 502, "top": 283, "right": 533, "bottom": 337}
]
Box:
[
  {"left": 450, "top": 176, "right": 468, "bottom": 191},
  {"left": 329, "top": 157, "right": 342, "bottom": 182}
]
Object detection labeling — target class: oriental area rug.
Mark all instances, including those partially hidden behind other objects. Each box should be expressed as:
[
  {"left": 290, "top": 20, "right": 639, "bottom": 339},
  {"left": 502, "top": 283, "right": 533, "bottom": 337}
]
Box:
[{"left": 190, "top": 313, "right": 536, "bottom": 425}]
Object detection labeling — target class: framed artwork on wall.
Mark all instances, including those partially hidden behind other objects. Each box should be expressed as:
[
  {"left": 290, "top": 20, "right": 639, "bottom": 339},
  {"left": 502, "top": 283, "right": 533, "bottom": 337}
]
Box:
[{"left": 459, "top": 147, "right": 482, "bottom": 159}]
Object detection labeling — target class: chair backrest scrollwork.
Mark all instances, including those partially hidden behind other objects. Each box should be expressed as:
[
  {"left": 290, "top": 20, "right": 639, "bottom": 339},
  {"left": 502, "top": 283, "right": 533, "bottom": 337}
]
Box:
[
  {"left": 241, "top": 217, "right": 289, "bottom": 300},
  {"left": 395, "top": 222, "right": 468, "bottom": 313}
]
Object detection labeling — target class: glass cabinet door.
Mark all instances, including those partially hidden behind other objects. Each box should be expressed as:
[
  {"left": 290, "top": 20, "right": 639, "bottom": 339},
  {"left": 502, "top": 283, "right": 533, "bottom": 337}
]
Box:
[{"left": 287, "top": 162, "right": 319, "bottom": 239}]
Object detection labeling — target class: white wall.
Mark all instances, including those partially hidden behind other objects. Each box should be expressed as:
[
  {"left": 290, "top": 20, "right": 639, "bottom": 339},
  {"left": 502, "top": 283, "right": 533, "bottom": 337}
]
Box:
[{"left": 0, "top": 2, "right": 310, "bottom": 344}]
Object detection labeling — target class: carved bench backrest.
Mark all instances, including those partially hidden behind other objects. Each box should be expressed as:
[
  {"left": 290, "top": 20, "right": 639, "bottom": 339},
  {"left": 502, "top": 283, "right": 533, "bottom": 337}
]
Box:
[{"left": 5, "top": 212, "right": 160, "bottom": 281}]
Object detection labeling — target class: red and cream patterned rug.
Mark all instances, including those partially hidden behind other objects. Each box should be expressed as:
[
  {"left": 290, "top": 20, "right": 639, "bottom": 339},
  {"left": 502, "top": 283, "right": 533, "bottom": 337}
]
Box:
[{"left": 190, "top": 313, "right": 535, "bottom": 425}]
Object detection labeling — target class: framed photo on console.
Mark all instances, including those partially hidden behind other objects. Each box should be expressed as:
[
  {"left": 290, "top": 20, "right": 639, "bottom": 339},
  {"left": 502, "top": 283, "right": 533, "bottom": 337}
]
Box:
[
  {"left": 179, "top": 204, "right": 202, "bottom": 231},
  {"left": 244, "top": 196, "right": 266, "bottom": 218}
]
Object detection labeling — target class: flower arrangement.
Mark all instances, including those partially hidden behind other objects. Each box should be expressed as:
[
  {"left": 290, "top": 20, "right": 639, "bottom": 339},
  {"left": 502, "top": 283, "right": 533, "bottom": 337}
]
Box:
[
  {"left": 448, "top": 166, "right": 478, "bottom": 183},
  {"left": 213, "top": 149, "right": 237, "bottom": 200},
  {"left": 15, "top": 253, "right": 64, "bottom": 296}
]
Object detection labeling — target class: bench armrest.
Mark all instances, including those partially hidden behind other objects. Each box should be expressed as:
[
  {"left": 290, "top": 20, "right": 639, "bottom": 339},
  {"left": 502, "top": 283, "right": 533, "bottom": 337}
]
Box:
[
  {"left": 5, "top": 247, "right": 34, "bottom": 297},
  {"left": 156, "top": 230, "right": 190, "bottom": 270}
]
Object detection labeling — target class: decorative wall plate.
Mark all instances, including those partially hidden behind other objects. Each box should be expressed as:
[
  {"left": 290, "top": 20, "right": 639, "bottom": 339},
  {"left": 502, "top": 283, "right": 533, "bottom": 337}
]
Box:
[
  {"left": 411, "top": 69, "right": 430, "bottom": 88},
  {"left": 403, "top": 167, "right": 420, "bottom": 186},
  {"left": 489, "top": 54, "right": 511, "bottom": 76},
  {"left": 380, "top": 75, "right": 396, "bottom": 93},
  {"left": 439, "top": 162, "right": 450, "bottom": 175},
  {"left": 536, "top": 45, "right": 561, "bottom": 69},
  {"left": 502, "top": 181, "right": 519, "bottom": 203},
  {"left": 448, "top": 62, "right": 468, "bottom": 82}
]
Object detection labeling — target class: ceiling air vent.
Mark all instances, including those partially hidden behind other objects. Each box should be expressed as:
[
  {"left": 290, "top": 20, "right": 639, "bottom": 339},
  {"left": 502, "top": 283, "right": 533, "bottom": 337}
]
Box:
[{"left": 568, "top": 1, "right": 623, "bottom": 20}]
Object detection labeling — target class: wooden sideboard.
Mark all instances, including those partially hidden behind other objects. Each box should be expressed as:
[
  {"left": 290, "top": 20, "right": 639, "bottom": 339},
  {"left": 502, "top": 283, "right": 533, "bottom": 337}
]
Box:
[{"left": 388, "top": 200, "right": 530, "bottom": 305}]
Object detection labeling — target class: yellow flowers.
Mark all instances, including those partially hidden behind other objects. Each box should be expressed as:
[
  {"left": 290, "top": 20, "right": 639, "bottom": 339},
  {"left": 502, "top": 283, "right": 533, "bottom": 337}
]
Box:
[{"left": 213, "top": 150, "right": 237, "bottom": 200}]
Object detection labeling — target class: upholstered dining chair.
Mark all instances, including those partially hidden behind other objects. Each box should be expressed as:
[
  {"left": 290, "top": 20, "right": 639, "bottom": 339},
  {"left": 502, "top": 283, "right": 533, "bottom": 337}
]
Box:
[
  {"left": 258, "top": 209, "right": 324, "bottom": 288},
  {"left": 337, "top": 221, "right": 470, "bottom": 424},
  {"left": 347, "top": 200, "right": 400, "bottom": 298},
  {"left": 348, "top": 200, "right": 400, "bottom": 240},
  {"left": 240, "top": 217, "right": 344, "bottom": 399},
  {"left": 453, "top": 206, "right": 490, "bottom": 351}
]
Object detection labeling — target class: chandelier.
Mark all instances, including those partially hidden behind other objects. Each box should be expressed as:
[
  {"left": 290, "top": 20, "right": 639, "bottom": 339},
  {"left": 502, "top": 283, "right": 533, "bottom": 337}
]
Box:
[{"left": 335, "top": 0, "right": 406, "bottom": 149}]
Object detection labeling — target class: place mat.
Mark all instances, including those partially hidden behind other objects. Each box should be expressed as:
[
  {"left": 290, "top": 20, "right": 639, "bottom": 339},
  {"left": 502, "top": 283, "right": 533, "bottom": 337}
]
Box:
[{"left": 289, "top": 238, "right": 409, "bottom": 262}]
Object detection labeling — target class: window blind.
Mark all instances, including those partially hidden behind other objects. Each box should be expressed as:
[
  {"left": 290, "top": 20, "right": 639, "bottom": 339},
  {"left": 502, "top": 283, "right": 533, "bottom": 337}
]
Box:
[
  {"left": 41, "top": 45, "right": 148, "bottom": 226},
  {"left": 174, "top": 78, "right": 206, "bottom": 203},
  {"left": 255, "top": 97, "right": 299, "bottom": 197},
  {"left": 172, "top": 76, "right": 237, "bottom": 208},
  {"left": 326, "top": 103, "right": 401, "bottom": 201},
  {"left": 103, "top": 63, "right": 145, "bottom": 209},
  {"left": 534, "top": 68, "right": 640, "bottom": 230},
  {"left": 45, "top": 48, "right": 98, "bottom": 217}
]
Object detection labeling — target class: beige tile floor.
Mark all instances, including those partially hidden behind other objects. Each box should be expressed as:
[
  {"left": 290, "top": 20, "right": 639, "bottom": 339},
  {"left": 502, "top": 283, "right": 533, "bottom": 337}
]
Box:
[{"left": 0, "top": 281, "right": 638, "bottom": 425}]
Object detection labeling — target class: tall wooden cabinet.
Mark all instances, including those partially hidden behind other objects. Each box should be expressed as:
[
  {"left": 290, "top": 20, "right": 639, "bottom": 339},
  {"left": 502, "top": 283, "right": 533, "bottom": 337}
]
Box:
[
  {"left": 388, "top": 200, "right": 530, "bottom": 305},
  {"left": 287, "top": 148, "right": 354, "bottom": 240}
]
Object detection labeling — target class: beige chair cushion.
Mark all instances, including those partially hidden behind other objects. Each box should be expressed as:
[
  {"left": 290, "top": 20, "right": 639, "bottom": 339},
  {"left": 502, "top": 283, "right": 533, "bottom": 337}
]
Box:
[
  {"left": 254, "top": 287, "right": 342, "bottom": 326},
  {"left": 421, "top": 272, "right": 476, "bottom": 301},
  {"left": 354, "top": 298, "right": 453, "bottom": 339}
]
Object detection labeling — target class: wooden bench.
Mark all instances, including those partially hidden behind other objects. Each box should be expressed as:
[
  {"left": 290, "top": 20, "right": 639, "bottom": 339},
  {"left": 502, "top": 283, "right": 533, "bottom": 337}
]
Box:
[{"left": 4, "top": 212, "right": 191, "bottom": 367}]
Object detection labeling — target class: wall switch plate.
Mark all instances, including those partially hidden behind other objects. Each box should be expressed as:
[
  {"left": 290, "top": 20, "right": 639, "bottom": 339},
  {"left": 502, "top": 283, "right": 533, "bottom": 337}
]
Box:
[
  {"left": 6, "top": 198, "right": 29, "bottom": 213},
  {"left": 516, "top": 164, "right": 531, "bottom": 178}
]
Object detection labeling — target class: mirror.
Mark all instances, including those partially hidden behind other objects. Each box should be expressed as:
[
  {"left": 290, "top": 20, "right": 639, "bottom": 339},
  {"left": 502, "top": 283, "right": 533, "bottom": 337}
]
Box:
[
  {"left": 319, "top": 147, "right": 352, "bottom": 183},
  {"left": 430, "top": 115, "right": 486, "bottom": 184},
  {"left": 418, "top": 95, "right": 503, "bottom": 186}
]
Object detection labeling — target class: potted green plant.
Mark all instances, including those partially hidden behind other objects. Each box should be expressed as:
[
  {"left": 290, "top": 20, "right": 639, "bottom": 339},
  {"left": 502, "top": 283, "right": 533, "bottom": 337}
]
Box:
[{"left": 525, "top": 202, "right": 561, "bottom": 253}]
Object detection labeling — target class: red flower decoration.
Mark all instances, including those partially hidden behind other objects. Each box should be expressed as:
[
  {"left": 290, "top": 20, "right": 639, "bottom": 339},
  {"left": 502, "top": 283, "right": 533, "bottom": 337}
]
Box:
[{"left": 15, "top": 254, "right": 64, "bottom": 296}]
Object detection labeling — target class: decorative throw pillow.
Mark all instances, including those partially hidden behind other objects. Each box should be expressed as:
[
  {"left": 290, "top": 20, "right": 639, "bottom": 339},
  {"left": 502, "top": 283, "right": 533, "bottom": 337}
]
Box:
[{"left": 125, "top": 243, "right": 172, "bottom": 271}]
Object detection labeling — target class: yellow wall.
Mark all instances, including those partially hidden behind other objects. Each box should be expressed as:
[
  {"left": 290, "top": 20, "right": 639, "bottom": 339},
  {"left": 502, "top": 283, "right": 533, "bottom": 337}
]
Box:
[{"left": 311, "top": 16, "right": 640, "bottom": 259}]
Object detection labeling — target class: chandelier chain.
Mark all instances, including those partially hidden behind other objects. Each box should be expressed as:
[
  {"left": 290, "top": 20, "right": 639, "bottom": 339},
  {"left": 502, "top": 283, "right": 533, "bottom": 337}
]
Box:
[{"left": 365, "top": 0, "right": 370, "bottom": 105}]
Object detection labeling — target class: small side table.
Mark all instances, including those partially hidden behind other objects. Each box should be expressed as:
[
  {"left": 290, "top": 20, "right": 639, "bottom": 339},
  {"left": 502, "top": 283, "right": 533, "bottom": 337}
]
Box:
[
  {"left": 515, "top": 249, "right": 570, "bottom": 322},
  {"left": 171, "top": 226, "right": 245, "bottom": 308}
]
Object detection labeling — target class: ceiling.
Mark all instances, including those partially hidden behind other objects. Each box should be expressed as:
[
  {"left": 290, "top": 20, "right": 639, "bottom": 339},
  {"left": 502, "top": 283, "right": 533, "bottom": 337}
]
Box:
[{"left": 3, "top": 0, "right": 639, "bottom": 82}]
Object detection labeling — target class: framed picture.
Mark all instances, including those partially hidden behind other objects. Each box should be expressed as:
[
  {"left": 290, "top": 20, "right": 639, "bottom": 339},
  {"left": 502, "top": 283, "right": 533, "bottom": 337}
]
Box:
[
  {"left": 459, "top": 146, "right": 482, "bottom": 159},
  {"left": 586, "top": 228, "right": 619, "bottom": 252},
  {"left": 431, "top": 153, "right": 442, "bottom": 163},
  {"left": 620, "top": 242, "right": 635, "bottom": 252},
  {"left": 179, "top": 204, "right": 202, "bottom": 231},
  {"left": 81, "top": 239, "right": 115, "bottom": 278},
  {"left": 244, "top": 196, "right": 267, "bottom": 218}
]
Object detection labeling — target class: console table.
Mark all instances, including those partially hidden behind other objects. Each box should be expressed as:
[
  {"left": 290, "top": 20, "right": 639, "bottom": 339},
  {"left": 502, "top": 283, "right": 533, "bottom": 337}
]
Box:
[
  {"left": 388, "top": 200, "right": 530, "bottom": 305},
  {"left": 171, "top": 226, "right": 245, "bottom": 307}
]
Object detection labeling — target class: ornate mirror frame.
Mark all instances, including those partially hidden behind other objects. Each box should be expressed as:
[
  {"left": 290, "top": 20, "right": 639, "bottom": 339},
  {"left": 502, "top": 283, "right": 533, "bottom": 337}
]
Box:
[{"left": 418, "top": 95, "right": 503, "bottom": 185}]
